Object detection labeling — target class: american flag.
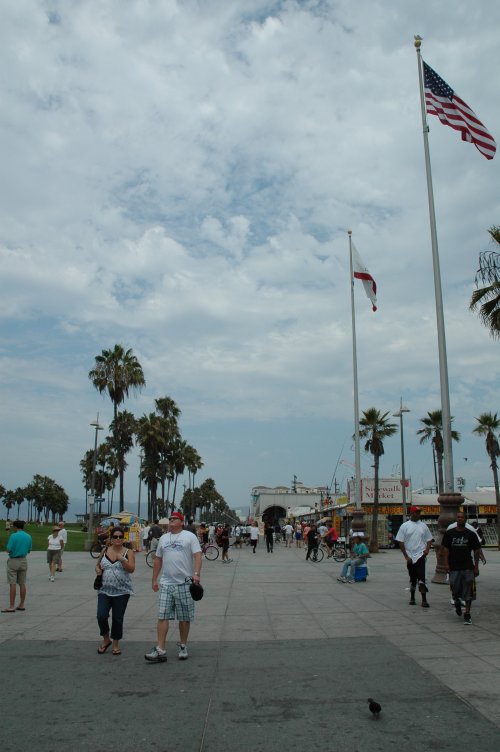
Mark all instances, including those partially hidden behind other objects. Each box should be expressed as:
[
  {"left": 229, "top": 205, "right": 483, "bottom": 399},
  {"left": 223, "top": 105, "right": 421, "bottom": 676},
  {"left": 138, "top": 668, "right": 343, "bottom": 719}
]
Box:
[{"left": 423, "top": 61, "right": 496, "bottom": 160}]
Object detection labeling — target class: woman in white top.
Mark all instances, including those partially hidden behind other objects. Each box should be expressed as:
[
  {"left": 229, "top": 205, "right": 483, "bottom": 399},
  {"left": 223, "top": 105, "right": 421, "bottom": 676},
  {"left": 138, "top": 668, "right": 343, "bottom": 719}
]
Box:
[
  {"left": 95, "top": 526, "right": 135, "bottom": 655},
  {"left": 47, "top": 527, "right": 64, "bottom": 582}
]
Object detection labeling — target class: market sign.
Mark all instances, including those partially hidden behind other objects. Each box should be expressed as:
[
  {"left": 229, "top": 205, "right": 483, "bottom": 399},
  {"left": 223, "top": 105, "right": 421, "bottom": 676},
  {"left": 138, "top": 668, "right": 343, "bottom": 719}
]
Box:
[{"left": 360, "top": 479, "right": 410, "bottom": 502}]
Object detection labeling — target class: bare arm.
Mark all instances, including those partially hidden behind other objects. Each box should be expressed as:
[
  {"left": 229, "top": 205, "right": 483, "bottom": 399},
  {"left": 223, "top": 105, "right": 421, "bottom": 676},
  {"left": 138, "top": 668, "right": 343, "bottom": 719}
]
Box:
[
  {"left": 398, "top": 541, "right": 409, "bottom": 560},
  {"left": 121, "top": 548, "right": 135, "bottom": 573},
  {"left": 193, "top": 551, "right": 202, "bottom": 581},
  {"left": 152, "top": 555, "right": 162, "bottom": 591}
]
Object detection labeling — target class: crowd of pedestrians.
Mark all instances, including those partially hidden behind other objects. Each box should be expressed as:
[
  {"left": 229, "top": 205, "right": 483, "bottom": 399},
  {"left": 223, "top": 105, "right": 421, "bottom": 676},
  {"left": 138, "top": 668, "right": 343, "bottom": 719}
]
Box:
[{"left": 2, "top": 503, "right": 489, "bottom": 667}]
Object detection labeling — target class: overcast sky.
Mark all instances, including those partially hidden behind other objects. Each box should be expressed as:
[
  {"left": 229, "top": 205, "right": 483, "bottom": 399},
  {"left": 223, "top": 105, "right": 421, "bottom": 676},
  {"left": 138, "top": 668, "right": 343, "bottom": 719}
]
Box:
[{"left": 1, "top": 1, "right": 499, "bottom": 519}]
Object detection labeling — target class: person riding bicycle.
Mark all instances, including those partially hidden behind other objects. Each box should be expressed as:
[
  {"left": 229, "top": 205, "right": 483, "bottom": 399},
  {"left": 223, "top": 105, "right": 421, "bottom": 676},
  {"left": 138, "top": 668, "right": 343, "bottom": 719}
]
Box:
[
  {"left": 324, "top": 525, "right": 339, "bottom": 557},
  {"left": 198, "top": 523, "right": 209, "bottom": 545},
  {"left": 148, "top": 519, "right": 163, "bottom": 553}
]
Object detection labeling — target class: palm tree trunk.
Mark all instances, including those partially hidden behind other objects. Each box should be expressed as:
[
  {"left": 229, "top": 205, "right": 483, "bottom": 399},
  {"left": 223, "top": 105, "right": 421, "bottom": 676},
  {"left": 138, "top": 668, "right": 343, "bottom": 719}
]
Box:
[
  {"left": 491, "top": 457, "right": 500, "bottom": 550},
  {"left": 436, "top": 449, "right": 444, "bottom": 494}
]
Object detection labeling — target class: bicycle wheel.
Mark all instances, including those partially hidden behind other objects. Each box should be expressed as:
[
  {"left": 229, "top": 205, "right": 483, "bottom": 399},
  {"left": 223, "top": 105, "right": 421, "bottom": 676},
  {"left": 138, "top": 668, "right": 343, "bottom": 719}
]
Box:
[
  {"left": 204, "top": 545, "right": 219, "bottom": 561},
  {"left": 146, "top": 550, "right": 155, "bottom": 568},
  {"left": 312, "top": 547, "right": 324, "bottom": 562},
  {"left": 90, "top": 544, "right": 102, "bottom": 559},
  {"left": 334, "top": 547, "right": 347, "bottom": 562}
]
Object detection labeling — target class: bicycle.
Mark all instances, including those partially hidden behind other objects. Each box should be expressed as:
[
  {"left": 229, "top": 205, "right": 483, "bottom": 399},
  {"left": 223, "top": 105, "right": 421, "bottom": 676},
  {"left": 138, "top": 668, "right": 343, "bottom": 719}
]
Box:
[
  {"left": 89, "top": 541, "right": 106, "bottom": 559},
  {"left": 305, "top": 544, "right": 324, "bottom": 562},
  {"left": 323, "top": 541, "right": 347, "bottom": 562}
]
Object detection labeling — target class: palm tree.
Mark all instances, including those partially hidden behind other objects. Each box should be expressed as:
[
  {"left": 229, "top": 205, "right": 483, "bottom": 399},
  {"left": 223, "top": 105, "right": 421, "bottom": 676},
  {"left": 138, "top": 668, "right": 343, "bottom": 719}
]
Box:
[
  {"left": 108, "top": 410, "right": 137, "bottom": 511},
  {"left": 89, "top": 345, "right": 145, "bottom": 509},
  {"left": 417, "top": 410, "right": 460, "bottom": 494},
  {"left": 184, "top": 444, "right": 204, "bottom": 490},
  {"left": 359, "top": 407, "right": 397, "bottom": 553},
  {"left": 470, "top": 226, "right": 500, "bottom": 337},
  {"left": 473, "top": 412, "right": 500, "bottom": 548},
  {"left": 136, "top": 412, "right": 165, "bottom": 520}
]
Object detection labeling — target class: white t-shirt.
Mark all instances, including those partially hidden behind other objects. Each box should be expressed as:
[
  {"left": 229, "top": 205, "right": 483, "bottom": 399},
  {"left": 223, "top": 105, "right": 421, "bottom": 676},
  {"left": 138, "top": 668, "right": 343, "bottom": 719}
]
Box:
[
  {"left": 250, "top": 527, "right": 259, "bottom": 540},
  {"left": 58, "top": 528, "right": 68, "bottom": 545},
  {"left": 284, "top": 524, "right": 293, "bottom": 536},
  {"left": 156, "top": 530, "right": 201, "bottom": 585},
  {"left": 143, "top": 525, "right": 151, "bottom": 541},
  {"left": 395, "top": 520, "right": 433, "bottom": 563},
  {"left": 318, "top": 525, "right": 328, "bottom": 538},
  {"left": 48, "top": 534, "right": 62, "bottom": 550}
]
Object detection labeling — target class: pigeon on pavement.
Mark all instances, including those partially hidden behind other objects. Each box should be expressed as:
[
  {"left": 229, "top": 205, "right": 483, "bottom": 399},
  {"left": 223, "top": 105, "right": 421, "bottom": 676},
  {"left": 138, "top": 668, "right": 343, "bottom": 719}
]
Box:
[{"left": 367, "top": 698, "right": 381, "bottom": 718}]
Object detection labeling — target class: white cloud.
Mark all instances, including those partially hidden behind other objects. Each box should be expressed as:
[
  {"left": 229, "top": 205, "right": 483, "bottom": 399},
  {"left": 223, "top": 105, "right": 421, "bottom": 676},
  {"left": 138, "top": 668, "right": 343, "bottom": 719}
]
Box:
[{"left": 1, "top": 1, "right": 499, "bottom": 512}]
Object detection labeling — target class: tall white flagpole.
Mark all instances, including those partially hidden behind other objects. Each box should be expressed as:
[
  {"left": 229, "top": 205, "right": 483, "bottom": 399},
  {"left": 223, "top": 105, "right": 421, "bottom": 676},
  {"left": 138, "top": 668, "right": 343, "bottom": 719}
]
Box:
[
  {"left": 415, "top": 37, "right": 454, "bottom": 493},
  {"left": 348, "top": 230, "right": 362, "bottom": 511}
]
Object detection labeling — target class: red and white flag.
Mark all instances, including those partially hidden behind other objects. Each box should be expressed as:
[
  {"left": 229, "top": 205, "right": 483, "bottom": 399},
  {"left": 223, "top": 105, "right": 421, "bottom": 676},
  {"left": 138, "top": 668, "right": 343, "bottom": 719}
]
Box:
[{"left": 352, "top": 242, "right": 377, "bottom": 312}]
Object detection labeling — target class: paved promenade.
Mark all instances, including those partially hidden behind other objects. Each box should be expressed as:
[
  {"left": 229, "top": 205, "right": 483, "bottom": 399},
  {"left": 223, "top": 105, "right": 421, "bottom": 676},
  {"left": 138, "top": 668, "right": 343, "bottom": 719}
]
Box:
[{"left": 2, "top": 544, "right": 500, "bottom": 751}]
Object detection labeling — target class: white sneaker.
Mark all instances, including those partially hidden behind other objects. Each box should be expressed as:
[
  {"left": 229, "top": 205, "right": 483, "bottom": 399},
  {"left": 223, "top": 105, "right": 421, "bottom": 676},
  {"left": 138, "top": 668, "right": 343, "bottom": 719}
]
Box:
[
  {"left": 49, "top": 576, "right": 55, "bottom": 582},
  {"left": 337, "top": 576, "right": 347, "bottom": 583},
  {"left": 144, "top": 646, "right": 167, "bottom": 663},
  {"left": 178, "top": 644, "right": 188, "bottom": 660}
]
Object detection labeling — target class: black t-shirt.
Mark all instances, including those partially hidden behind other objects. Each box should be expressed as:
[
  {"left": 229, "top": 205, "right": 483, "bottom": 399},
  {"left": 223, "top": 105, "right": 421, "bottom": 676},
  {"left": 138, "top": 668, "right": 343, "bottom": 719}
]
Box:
[
  {"left": 307, "top": 529, "right": 318, "bottom": 546},
  {"left": 442, "top": 527, "right": 480, "bottom": 570},
  {"left": 264, "top": 525, "right": 274, "bottom": 539}
]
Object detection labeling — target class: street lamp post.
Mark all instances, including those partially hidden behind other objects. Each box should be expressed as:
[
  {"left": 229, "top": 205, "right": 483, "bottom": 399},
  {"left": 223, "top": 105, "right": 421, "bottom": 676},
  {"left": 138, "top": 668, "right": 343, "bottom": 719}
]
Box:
[
  {"left": 393, "top": 399, "right": 410, "bottom": 521},
  {"left": 86, "top": 413, "right": 103, "bottom": 548},
  {"left": 137, "top": 451, "right": 144, "bottom": 519}
]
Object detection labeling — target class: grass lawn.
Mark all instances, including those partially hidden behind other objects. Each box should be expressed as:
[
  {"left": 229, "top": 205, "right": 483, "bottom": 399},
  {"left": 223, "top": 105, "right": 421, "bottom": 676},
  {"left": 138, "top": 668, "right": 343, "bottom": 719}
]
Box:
[{"left": 0, "top": 522, "right": 88, "bottom": 552}]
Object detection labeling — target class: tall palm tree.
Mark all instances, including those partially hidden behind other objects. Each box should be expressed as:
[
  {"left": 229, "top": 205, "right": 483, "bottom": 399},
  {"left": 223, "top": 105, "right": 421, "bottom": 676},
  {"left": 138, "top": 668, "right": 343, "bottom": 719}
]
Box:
[
  {"left": 184, "top": 444, "right": 204, "bottom": 490},
  {"left": 89, "top": 345, "right": 145, "bottom": 509},
  {"left": 417, "top": 410, "right": 460, "bottom": 494},
  {"left": 470, "top": 226, "right": 500, "bottom": 338},
  {"left": 359, "top": 407, "right": 397, "bottom": 553},
  {"left": 108, "top": 410, "right": 137, "bottom": 511},
  {"left": 135, "top": 412, "right": 165, "bottom": 520},
  {"left": 473, "top": 412, "right": 500, "bottom": 548}
]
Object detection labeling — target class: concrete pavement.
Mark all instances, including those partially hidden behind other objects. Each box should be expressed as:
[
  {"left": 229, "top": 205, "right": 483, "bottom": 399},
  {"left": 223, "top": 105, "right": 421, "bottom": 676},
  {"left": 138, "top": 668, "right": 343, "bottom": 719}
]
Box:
[{"left": 2, "top": 543, "right": 500, "bottom": 751}]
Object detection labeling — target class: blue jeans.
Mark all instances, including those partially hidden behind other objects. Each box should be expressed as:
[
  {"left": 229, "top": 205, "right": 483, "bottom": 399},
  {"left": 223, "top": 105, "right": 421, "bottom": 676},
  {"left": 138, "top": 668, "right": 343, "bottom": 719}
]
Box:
[
  {"left": 340, "top": 557, "right": 364, "bottom": 579},
  {"left": 97, "top": 593, "right": 130, "bottom": 640}
]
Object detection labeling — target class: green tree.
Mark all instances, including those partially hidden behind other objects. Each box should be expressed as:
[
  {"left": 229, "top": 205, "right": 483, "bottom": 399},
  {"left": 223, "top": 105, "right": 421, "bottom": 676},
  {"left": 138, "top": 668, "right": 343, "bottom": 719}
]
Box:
[
  {"left": 89, "top": 345, "right": 145, "bottom": 510},
  {"left": 470, "top": 226, "right": 500, "bottom": 337},
  {"left": 473, "top": 412, "right": 500, "bottom": 548},
  {"left": 24, "top": 475, "right": 69, "bottom": 523},
  {"left": 359, "top": 407, "right": 397, "bottom": 553},
  {"left": 2, "top": 488, "right": 19, "bottom": 520},
  {"left": 136, "top": 412, "right": 165, "bottom": 520},
  {"left": 108, "top": 410, "right": 137, "bottom": 510},
  {"left": 184, "top": 444, "right": 204, "bottom": 491},
  {"left": 417, "top": 410, "right": 460, "bottom": 494}
]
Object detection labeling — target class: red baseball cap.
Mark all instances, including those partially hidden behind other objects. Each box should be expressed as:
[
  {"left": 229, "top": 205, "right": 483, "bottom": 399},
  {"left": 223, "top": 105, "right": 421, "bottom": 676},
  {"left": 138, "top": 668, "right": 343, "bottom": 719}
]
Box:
[
  {"left": 170, "top": 511, "right": 185, "bottom": 522},
  {"left": 409, "top": 506, "right": 421, "bottom": 514}
]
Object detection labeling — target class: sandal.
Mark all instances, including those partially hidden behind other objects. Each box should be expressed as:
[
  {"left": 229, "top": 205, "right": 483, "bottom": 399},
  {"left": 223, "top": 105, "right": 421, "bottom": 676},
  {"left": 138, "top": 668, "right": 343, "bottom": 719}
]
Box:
[
  {"left": 112, "top": 649, "right": 121, "bottom": 655},
  {"left": 97, "top": 641, "right": 112, "bottom": 654}
]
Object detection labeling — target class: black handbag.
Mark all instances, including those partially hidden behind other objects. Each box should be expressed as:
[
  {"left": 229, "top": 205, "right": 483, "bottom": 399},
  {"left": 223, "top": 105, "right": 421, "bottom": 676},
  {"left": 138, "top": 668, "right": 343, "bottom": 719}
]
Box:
[{"left": 93, "top": 573, "right": 103, "bottom": 590}]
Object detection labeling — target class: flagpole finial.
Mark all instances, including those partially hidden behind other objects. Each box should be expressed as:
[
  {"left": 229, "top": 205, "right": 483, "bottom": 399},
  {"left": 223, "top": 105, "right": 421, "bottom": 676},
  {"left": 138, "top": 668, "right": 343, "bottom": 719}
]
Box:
[
  {"left": 348, "top": 230, "right": 352, "bottom": 236},
  {"left": 414, "top": 35, "right": 423, "bottom": 49}
]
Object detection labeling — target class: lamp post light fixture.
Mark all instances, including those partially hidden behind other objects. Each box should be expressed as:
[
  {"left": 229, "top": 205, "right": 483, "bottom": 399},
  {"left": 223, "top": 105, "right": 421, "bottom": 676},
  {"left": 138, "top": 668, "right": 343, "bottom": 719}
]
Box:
[
  {"left": 393, "top": 399, "right": 410, "bottom": 520},
  {"left": 87, "top": 413, "right": 104, "bottom": 547}
]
